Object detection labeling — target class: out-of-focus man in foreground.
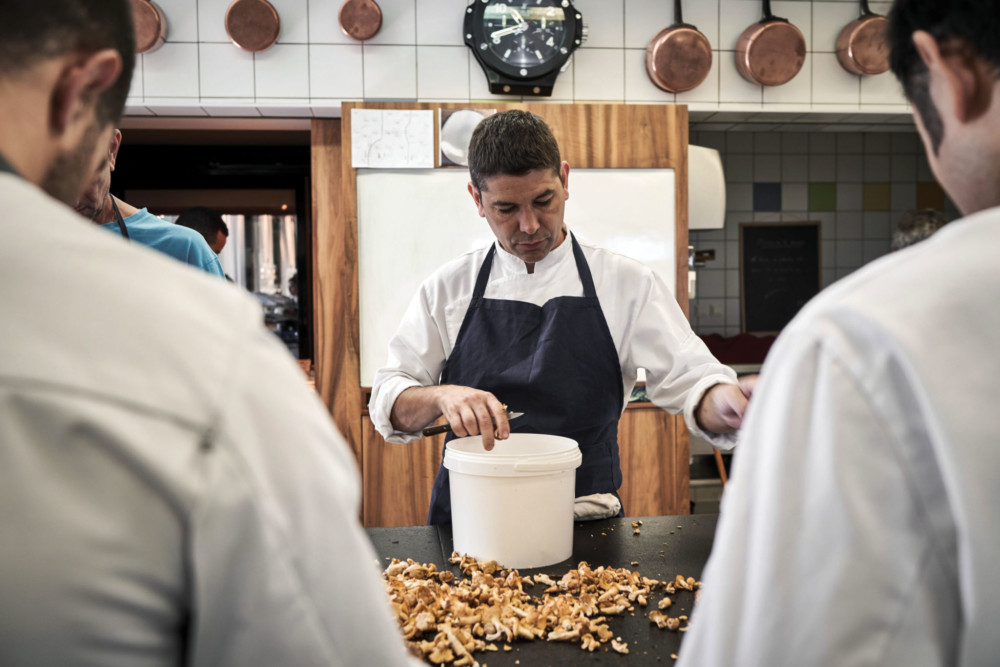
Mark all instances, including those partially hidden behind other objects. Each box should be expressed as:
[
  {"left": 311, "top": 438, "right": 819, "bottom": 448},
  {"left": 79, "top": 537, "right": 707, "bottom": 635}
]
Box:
[
  {"left": 679, "top": 0, "right": 1000, "bottom": 665},
  {"left": 0, "top": 2, "right": 417, "bottom": 665}
]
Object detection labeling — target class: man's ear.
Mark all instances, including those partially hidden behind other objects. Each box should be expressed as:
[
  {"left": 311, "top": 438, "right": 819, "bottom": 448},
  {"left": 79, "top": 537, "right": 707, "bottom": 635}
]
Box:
[
  {"left": 912, "top": 30, "right": 989, "bottom": 125},
  {"left": 108, "top": 128, "right": 123, "bottom": 172},
  {"left": 50, "top": 49, "right": 123, "bottom": 137},
  {"left": 559, "top": 161, "right": 570, "bottom": 200},
  {"left": 468, "top": 181, "right": 486, "bottom": 217}
]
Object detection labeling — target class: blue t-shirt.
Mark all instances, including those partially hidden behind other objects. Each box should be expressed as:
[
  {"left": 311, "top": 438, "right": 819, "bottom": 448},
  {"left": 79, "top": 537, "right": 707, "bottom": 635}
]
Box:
[{"left": 101, "top": 208, "right": 225, "bottom": 279}]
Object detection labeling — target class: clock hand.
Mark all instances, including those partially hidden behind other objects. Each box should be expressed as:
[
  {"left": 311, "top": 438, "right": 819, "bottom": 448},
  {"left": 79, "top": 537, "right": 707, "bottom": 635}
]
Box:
[
  {"left": 511, "top": 8, "right": 524, "bottom": 24},
  {"left": 491, "top": 24, "right": 523, "bottom": 40}
]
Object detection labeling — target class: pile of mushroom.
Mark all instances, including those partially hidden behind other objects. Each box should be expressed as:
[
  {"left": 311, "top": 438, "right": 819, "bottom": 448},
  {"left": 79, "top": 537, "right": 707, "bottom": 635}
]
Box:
[{"left": 382, "top": 552, "right": 700, "bottom": 665}]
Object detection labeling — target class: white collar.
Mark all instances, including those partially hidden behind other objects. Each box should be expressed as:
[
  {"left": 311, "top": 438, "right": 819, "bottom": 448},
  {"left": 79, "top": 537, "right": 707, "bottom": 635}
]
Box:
[{"left": 493, "top": 227, "right": 573, "bottom": 276}]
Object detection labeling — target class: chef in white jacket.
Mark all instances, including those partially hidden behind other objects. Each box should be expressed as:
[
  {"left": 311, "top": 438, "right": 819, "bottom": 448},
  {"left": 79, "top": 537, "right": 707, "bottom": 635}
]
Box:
[
  {"left": 0, "top": 2, "right": 417, "bottom": 665},
  {"left": 370, "top": 110, "right": 755, "bottom": 525},
  {"left": 678, "top": 1, "right": 1000, "bottom": 665}
]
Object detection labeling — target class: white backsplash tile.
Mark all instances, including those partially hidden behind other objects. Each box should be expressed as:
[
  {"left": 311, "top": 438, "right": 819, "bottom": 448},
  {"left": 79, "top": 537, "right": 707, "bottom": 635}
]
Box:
[
  {"left": 416, "top": 0, "right": 469, "bottom": 46},
  {"left": 811, "top": 52, "right": 859, "bottom": 105},
  {"left": 624, "top": 49, "right": 674, "bottom": 103},
  {"left": 309, "top": 44, "right": 364, "bottom": 98},
  {"left": 271, "top": 0, "right": 309, "bottom": 43},
  {"left": 156, "top": 0, "right": 199, "bottom": 43},
  {"left": 199, "top": 43, "right": 254, "bottom": 98},
  {"left": 256, "top": 44, "right": 309, "bottom": 97},
  {"left": 811, "top": 2, "right": 859, "bottom": 53},
  {"left": 364, "top": 45, "right": 417, "bottom": 99},
  {"left": 143, "top": 43, "right": 200, "bottom": 97},
  {"left": 573, "top": 0, "right": 624, "bottom": 49},
  {"left": 197, "top": 0, "right": 231, "bottom": 43},
  {"left": 365, "top": 0, "right": 417, "bottom": 46},
  {"left": 573, "top": 48, "right": 625, "bottom": 101},
  {"left": 416, "top": 46, "right": 470, "bottom": 100},
  {"left": 623, "top": 0, "right": 670, "bottom": 49},
  {"left": 307, "top": 0, "right": 357, "bottom": 44}
]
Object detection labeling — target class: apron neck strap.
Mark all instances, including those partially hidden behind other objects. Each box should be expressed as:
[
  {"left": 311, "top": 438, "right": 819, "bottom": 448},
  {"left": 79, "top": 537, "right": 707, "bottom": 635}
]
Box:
[
  {"left": 473, "top": 232, "right": 597, "bottom": 300},
  {"left": 110, "top": 196, "right": 130, "bottom": 241}
]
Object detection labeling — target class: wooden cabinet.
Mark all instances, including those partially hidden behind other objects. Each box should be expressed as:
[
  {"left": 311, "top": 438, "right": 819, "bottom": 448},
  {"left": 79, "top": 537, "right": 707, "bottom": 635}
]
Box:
[
  {"left": 362, "top": 416, "right": 444, "bottom": 527},
  {"left": 361, "top": 406, "right": 689, "bottom": 527},
  {"left": 617, "top": 406, "right": 690, "bottom": 517}
]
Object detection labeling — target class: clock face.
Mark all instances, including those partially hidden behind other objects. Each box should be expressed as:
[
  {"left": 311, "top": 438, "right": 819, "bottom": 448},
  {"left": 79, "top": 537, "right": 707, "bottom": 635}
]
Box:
[{"left": 481, "top": 1, "right": 569, "bottom": 70}]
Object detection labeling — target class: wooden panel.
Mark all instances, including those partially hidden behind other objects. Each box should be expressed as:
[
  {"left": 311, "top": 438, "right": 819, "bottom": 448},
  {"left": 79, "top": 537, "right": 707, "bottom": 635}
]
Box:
[
  {"left": 617, "top": 406, "right": 690, "bottom": 516},
  {"left": 311, "top": 118, "right": 363, "bottom": 465},
  {"left": 362, "top": 416, "right": 443, "bottom": 527}
]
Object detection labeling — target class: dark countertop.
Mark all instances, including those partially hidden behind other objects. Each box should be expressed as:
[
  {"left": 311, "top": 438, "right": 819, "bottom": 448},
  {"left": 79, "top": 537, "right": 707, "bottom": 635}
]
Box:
[{"left": 368, "top": 514, "right": 717, "bottom": 665}]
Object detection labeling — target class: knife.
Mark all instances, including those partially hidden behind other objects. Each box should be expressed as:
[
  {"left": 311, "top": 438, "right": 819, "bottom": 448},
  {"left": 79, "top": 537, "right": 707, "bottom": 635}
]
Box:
[{"left": 422, "top": 409, "right": 525, "bottom": 437}]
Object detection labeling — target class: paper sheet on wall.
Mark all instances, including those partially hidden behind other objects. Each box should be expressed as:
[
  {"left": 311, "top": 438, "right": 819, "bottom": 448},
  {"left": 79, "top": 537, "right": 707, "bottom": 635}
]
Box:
[{"left": 351, "top": 109, "right": 435, "bottom": 168}]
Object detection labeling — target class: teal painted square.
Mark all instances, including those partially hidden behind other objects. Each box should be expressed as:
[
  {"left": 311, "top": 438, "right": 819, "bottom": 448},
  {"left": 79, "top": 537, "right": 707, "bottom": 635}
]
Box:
[{"left": 809, "top": 183, "right": 837, "bottom": 211}]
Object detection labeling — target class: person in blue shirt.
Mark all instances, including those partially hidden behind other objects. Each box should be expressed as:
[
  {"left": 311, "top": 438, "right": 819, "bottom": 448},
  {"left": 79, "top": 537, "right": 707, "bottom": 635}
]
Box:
[{"left": 74, "top": 129, "right": 225, "bottom": 279}]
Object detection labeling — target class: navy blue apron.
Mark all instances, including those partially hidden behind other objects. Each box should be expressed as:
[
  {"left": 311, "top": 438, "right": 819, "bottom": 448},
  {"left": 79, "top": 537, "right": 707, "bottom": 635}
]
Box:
[{"left": 427, "top": 233, "right": 625, "bottom": 524}]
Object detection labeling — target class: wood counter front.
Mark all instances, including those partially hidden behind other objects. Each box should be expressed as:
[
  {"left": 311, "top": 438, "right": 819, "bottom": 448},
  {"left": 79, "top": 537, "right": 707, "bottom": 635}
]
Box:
[{"left": 361, "top": 402, "right": 689, "bottom": 528}]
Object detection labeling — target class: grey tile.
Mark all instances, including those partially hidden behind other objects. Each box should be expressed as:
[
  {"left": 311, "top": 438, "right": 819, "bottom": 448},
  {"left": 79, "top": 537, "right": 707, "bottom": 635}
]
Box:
[
  {"left": 726, "top": 154, "right": 754, "bottom": 182},
  {"left": 837, "top": 154, "right": 864, "bottom": 182},
  {"left": 754, "top": 133, "right": 782, "bottom": 155},
  {"left": 781, "top": 133, "right": 809, "bottom": 154},
  {"left": 782, "top": 183, "right": 808, "bottom": 211},
  {"left": 697, "top": 269, "right": 726, "bottom": 298},
  {"left": 864, "top": 133, "right": 891, "bottom": 153},
  {"left": 726, "top": 269, "right": 740, "bottom": 298},
  {"left": 836, "top": 211, "right": 864, "bottom": 239},
  {"left": 836, "top": 240, "right": 864, "bottom": 268},
  {"left": 837, "top": 133, "right": 864, "bottom": 154},
  {"left": 863, "top": 211, "right": 891, "bottom": 239},
  {"left": 809, "top": 132, "right": 837, "bottom": 154},
  {"left": 782, "top": 154, "right": 809, "bottom": 183},
  {"left": 891, "top": 154, "right": 917, "bottom": 182},
  {"left": 864, "top": 155, "right": 891, "bottom": 181},
  {"left": 727, "top": 133, "right": 755, "bottom": 153},
  {"left": 837, "top": 183, "right": 864, "bottom": 210},
  {"left": 863, "top": 239, "right": 890, "bottom": 263},
  {"left": 809, "top": 154, "right": 837, "bottom": 181},
  {"left": 754, "top": 154, "right": 782, "bottom": 181}
]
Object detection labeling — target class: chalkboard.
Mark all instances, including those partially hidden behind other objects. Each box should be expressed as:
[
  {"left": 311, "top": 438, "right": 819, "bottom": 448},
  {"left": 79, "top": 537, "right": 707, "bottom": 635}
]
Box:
[{"left": 740, "top": 222, "right": 821, "bottom": 335}]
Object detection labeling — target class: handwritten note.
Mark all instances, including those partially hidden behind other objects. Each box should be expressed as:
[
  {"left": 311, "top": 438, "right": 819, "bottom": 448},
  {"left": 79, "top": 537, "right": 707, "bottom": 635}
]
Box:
[{"left": 351, "top": 109, "right": 435, "bottom": 169}]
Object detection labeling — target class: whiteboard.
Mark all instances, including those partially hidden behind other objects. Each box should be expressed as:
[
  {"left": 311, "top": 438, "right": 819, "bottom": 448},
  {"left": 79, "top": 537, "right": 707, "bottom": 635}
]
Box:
[{"left": 358, "top": 168, "right": 676, "bottom": 386}]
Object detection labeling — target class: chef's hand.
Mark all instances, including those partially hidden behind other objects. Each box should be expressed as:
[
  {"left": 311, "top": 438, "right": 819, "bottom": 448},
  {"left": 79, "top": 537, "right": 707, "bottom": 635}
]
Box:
[
  {"left": 435, "top": 385, "right": 510, "bottom": 450},
  {"left": 696, "top": 375, "right": 758, "bottom": 434}
]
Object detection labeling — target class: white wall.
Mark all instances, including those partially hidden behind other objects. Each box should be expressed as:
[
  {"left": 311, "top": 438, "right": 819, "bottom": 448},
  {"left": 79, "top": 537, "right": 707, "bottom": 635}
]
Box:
[{"left": 126, "top": 0, "right": 908, "bottom": 118}]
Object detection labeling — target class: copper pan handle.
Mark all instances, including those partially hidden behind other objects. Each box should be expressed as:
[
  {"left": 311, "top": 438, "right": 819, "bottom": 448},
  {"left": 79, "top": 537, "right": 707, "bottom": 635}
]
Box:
[
  {"left": 674, "top": 0, "right": 683, "bottom": 26},
  {"left": 860, "top": 0, "right": 875, "bottom": 17}
]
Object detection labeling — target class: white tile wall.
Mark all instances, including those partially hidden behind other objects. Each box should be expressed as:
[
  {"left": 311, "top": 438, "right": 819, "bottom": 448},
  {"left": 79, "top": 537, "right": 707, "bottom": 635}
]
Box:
[
  {"left": 256, "top": 44, "right": 310, "bottom": 98},
  {"left": 124, "top": 0, "right": 914, "bottom": 117},
  {"left": 363, "top": 45, "right": 417, "bottom": 99},
  {"left": 417, "top": 46, "right": 470, "bottom": 99},
  {"left": 309, "top": 44, "right": 364, "bottom": 99},
  {"left": 199, "top": 43, "right": 254, "bottom": 98},
  {"left": 271, "top": 0, "right": 309, "bottom": 44}
]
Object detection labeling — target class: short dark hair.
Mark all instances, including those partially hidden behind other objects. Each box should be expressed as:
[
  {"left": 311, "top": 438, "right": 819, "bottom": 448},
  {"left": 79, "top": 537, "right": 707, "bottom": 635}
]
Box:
[
  {"left": 892, "top": 208, "right": 948, "bottom": 251},
  {"left": 467, "top": 110, "right": 561, "bottom": 192},
  {"left": 0, "top": 0, "right": 135, "bottom": 127},
  {"left": 889, "top": 0, "right": 1000, "bottom": 154},
  {"left": 175, "top": 207, "right": 229, "bottom": 241}
]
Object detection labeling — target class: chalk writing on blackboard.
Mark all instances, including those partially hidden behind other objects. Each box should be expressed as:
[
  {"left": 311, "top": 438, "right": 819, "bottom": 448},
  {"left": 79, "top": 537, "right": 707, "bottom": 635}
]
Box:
[{"left": 740, "top": 222, "right": 821, "bottom": 335}]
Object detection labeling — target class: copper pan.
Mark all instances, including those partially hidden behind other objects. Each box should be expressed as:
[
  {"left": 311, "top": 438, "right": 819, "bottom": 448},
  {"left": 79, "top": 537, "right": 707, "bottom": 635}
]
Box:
[
  {"left": 132, "top": 0, "right": 168, "bottom": 54},
  {"left": 225, "top": 0, "right": 281, "bottom": 53},
  {"left": 735, "top": 0, "right": 806, "bottom": 86},
  {"left": 339, "top": 0, "right": 383, "bottom": 42},
  {"left": 836, "top": 0, "right": 890, "bottom": 75},
  {"left": 645, "top": 0, "right": 713, "bottom": 94}
]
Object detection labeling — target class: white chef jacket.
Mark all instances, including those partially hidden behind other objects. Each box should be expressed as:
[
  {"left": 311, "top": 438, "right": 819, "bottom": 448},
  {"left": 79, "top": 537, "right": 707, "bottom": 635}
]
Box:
[
  {"left": 369, "top": 229, "right": 737, "bottom": 445},
  {"left": 0, "top": 172, "right": 418, "bottom": 667},
  {"left": 678, "top": 207, "right": 1000, "bottom": 666}
]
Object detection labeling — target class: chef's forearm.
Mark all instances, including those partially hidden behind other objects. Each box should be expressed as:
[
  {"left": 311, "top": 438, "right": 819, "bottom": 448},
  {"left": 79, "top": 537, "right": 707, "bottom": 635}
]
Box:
[{"left": 389, "top": 385, "right": 445, "bottom": 433}]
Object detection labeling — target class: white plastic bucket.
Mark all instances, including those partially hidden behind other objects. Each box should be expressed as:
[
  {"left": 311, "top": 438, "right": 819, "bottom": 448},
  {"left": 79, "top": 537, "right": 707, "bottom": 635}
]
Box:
[{"left": 445, "top": 433, "right": 582, "bottom": 569}]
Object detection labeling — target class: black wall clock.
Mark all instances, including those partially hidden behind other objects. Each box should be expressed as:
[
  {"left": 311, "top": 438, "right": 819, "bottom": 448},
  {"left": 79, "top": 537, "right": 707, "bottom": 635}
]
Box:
[{"left": 464, "top": 0, "right": 586, "bottom": 97}]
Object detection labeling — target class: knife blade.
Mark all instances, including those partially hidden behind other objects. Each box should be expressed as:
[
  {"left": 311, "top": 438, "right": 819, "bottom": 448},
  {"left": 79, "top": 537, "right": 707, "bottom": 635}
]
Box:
[{"left": 422, "top": 410, "right": 525, "bottom": 437}]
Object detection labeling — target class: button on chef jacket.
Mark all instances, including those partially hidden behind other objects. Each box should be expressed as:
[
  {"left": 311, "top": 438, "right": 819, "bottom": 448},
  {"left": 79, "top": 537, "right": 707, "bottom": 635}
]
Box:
[
  {"left": 678, "top": 208, "right": 1000, "bottom": 667},
  {"left": 370, "top": 228, "right": 738, "bottom": 449}
]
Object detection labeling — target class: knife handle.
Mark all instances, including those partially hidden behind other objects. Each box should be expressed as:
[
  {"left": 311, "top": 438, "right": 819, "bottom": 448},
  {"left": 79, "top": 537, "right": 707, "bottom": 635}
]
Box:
[{"left": 422, "top": 423, "right": 452, "bottom": 437}]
